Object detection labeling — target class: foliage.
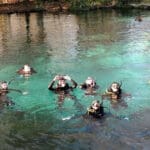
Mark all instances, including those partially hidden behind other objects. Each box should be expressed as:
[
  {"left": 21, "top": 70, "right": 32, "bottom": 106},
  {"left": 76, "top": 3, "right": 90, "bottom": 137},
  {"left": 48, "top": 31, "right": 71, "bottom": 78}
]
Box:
[
  {"left": 64, "top": 0, "right": 107, "bottom": 10},
  {"left": 22, "top": 0, "right": 149, "bottom": 11},
  {"left": 117, "top": 0, "right": 142, "bottom": 6},
  {"left": 100, "top": 0, "right": 113, "bottom": 5},
  {"left": 65, "top": 0, "right": 91, "bottom": 10}
]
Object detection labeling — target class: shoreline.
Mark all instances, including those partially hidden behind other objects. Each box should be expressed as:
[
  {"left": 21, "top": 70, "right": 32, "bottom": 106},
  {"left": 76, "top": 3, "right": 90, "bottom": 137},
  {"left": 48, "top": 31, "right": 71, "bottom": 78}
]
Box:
[{"left": 0, "top": 2, "right": 149, "bottom": 14}]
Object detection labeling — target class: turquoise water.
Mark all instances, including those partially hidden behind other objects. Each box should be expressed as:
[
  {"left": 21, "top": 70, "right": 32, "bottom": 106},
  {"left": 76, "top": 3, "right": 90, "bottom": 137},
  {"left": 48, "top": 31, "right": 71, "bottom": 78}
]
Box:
[{"left": 0, "top": 10, "right": 150, "bottom": 149}]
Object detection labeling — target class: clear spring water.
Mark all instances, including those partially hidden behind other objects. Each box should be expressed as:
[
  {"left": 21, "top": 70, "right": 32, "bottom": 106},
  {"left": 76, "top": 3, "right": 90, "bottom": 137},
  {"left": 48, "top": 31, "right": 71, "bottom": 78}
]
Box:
[{"left": 0, "top": 9, "right": 150, "bottom": 149}]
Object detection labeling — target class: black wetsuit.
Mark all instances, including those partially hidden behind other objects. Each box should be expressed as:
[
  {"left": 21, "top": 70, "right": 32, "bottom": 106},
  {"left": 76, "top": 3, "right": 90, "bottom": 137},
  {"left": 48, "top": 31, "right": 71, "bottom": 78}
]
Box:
[
  {"left": 0, "top": 94, "right": 14, "bottom": 107},
  {"left": 48, "top": 79, "right": 77, "bottom": 93},
  {"left": 88, "top": 106, "right": 104, "bottom": 118}
]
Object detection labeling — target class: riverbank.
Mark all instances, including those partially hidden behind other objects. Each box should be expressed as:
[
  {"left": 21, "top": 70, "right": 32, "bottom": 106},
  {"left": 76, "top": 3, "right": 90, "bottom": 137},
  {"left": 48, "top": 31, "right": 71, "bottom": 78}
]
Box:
[
  {"left": 0, "top": 1, "right": 70, "bottom": 14},
  {"left": 0, "top": 1, "right": 149, "bottom": 14},
  {"left": 0, "top": 1, "right": 41, "bottom": 14}
]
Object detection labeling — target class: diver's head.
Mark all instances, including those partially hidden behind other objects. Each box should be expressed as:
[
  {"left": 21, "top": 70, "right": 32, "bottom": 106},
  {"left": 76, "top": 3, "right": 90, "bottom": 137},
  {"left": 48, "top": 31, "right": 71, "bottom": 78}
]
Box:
[
  {"left": 135, "top": 16, "right": 142, "bottom": 22},
  {"left": 92, "top": 100, "right": 100, "bottom": 110},
  {"left": 58, "top": 77, "right": 66, "bottom": 88},
  {"left": 111, "top": 82, "right": 119, "bottom": 92},
  {"left": 23, "top": 64, "right": 31, "bottom": 72},
  {"left": 0, "top": 81, "right": 8, "bottom": 90},
  {"left": 85, "top": 77, "right": 95, "bottom": 87}
]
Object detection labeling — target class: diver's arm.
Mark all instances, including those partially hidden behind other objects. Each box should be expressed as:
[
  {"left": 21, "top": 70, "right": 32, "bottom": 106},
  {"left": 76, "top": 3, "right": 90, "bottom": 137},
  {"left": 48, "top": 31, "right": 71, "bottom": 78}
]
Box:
[
  {"left": 8, "top": 88, "right": 22, "bottom": 94},
  {"left": 31, "top": 68, "right": 37, "bottom": 73},
  {"left": 64, "top": 75, "right": 77, "bottom": 89},
  {"left": 118, "top": 88, "right": 122, "bottom": 95},
  {"left": 105, "top": 88, "right": 113, "bottom": 94},
  {"left": 16, "top": 67, "right": 24, "bottom": 74},
  {"left": 70, "top": 79, "right": 77, "bottom": 89},
  {"left": 119, "top": 81, "right": 122, "bottom": 88},
  {"left": 87, "top": 107, "right": 95, "bottom": 112},
  {"left": 48, "top": 80, "right": 56, "bottom": 91},
  {"left": 79, "top": 83, "right": 87, "bottom": 89},
  {"left": 94, "top": 82, "right": 99, "bottom": 89},
  {"left": 99, "top": 106, "right": 104, "bottom": 116}
]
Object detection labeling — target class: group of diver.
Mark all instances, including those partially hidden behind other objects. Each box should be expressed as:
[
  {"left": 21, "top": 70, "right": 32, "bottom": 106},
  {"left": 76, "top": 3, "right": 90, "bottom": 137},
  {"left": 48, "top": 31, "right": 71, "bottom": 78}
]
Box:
[
  {"left": 48, "top": 74, "right": 122, "bottom": 118},
  {"left": 0, "top": 64, "right": 123, "bottom": 119}
]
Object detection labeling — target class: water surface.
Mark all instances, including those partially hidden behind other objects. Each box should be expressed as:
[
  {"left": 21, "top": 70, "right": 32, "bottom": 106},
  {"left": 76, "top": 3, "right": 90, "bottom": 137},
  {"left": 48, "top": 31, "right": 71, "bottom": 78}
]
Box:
[{"left": 0, "top": 9, "right": 150, "bottom": 149}]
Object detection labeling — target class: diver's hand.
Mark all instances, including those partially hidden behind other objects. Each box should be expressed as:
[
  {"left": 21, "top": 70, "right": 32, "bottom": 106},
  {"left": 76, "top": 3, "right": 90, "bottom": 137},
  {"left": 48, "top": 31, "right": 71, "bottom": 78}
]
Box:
[
  {"left": 53, "top": 75, "right": 60, "bottom": 81},
  {"left": 64, "top": 75, "right": 71, "bottom": 81}
]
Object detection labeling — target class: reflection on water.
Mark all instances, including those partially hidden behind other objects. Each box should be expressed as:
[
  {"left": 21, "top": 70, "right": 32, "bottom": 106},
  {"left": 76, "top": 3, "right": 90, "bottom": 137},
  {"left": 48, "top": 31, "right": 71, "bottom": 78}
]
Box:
[{"left": 0, "top": 9, "right": 150, "bottom": 149}]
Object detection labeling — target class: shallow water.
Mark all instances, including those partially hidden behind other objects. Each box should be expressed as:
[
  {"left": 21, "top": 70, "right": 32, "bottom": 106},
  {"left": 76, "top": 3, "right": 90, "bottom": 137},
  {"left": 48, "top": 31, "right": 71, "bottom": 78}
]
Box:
[{"left": 0, "top": 9, "right": 150, "bottom": 149}]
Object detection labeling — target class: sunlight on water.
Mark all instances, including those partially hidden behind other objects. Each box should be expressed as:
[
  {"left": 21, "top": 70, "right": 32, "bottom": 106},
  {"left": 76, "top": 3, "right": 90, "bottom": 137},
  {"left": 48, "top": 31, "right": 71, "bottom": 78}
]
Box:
[{"left": 0, "top": 10, "right": 150, "bottom": 149}]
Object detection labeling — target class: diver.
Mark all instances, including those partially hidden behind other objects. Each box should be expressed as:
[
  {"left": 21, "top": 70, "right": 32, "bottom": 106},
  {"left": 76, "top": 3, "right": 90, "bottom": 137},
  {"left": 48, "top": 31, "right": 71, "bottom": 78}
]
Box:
[
  {"left": 135, "top": 16, "right": 142, "bottom": 22},
  {"left": 0, "top": 81, "right": 16, "bottom": 106},
  {"left": 87, "top": 100, "right": 104, "bottom": 118},
  {"left": 0, "top": 81, "right": 9, "bottom": 95},
  {"left": 79, "top": 77, "right": 98, "bottom": 95},
  {"left": 0, "top": 80, "right": 22, "bottom": 96},
  {"left": 105, "top": 82, "right": 122, "bottom": 100},
  {"left": 48, "top": 75, "right": 77, "bottom": 93},
  {"left": 48, "top": 75, "right": 79, "bottom": 109},
  {"left": 17, "top": 64, "right": 36, "bottom": 77}
]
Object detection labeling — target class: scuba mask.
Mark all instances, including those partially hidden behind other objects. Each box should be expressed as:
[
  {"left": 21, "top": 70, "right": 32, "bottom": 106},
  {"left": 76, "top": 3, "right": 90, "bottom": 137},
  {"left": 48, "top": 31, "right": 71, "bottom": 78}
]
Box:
[
  {"left": 85, "top": 77, "right": 95, "bottom": 87},
  {"left": 58, "top": 80, "right": 66, "bottom": 87},
  {"left": 111, "top": 83, "right": 119, "bottom": 92},
  {"left": 92, "top": 100, "right": 100, "bottom": 110}
]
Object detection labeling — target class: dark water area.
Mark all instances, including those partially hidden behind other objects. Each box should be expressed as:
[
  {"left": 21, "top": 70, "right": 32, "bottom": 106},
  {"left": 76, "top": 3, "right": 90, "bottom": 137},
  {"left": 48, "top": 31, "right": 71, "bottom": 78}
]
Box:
[{"left": 0, "top": 9, "right": 150, "bottom": 149}]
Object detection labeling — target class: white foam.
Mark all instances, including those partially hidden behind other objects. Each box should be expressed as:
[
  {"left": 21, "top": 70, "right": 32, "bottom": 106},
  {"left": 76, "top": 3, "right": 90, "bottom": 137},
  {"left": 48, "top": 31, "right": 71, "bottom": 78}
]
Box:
[
  {"left": 22, "top": 91, "right": 28, "bottom": 95},
  {"left": 62, "top": 115, "right": 74, "bottom": 121}
]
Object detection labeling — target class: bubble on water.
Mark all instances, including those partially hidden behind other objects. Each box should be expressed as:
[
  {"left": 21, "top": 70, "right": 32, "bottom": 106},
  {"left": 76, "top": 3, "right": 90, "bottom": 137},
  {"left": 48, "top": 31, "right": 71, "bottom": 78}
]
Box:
[
  {"left": 22, "top": 91, "right": 29, "bottom": 95},
  {"left": 19, "top": 75, "right": 24, "bottom": 78},
  {"left": 124, "top": 117, "right": 129, "bottom": 120},
  {"left": 62, "top": 115, "right": 74, "bottom": 121}
]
